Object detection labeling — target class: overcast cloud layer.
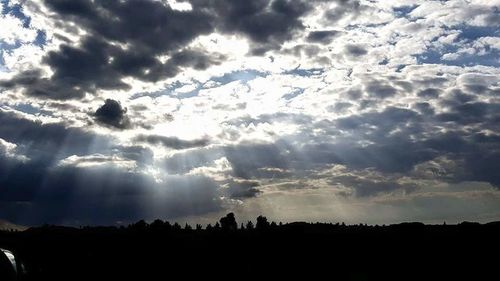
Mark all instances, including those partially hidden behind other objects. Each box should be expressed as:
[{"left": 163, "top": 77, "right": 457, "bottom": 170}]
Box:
[{"left": 1, "top": 0, "right": 500, "bottom": 226}]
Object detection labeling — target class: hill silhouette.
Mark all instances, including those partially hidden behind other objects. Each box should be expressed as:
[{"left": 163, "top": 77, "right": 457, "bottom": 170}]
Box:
[
  {"left": 1, "top": 213, "right": 499, "bottom": 280},
  {"left": 0, "top": 220, "right": 27, "bottom": 232}
]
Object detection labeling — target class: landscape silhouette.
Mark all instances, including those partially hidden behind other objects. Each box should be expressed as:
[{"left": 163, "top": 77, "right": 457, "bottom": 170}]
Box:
[{"left": 1, "top": 213, "right": 499, "bottom": 280}]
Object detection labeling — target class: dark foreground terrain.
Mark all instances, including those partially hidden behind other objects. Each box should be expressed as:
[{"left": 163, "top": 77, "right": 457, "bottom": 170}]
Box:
[{"left": 1, "top": 214, "right": 499, "bottom": 280}]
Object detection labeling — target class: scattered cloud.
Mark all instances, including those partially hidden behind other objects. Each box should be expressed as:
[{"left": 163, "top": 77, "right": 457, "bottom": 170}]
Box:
[
  {"left": 93, "top": 99, "right": 131, "bottom": 129},
  {"left": 1, "top": 0, "right": 500, "bottom": 225}
]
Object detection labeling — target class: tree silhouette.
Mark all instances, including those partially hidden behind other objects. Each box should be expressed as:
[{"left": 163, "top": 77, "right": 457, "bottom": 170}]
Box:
[
  {"left": 246, "top": 221, "right": 254, "bottom": 230},
  {"left": 150, "top": 219, "right": 164, "bottom": 231},
  {"left": 130, "top": 220, "right": 148, "bottom": 231},
  {"left": 213, "top": 222, "right": 221, "bottom": 230},
  {"left": 172, "top": 222, "right": 182, "bottom": 231},
  {"left": 220, "top": 213, "right": 238, "bottom": 231},
  {"left": 164, "top": 221, "right": 172, "bottom": 230},
  {"left": 256, "top": 216, "right": 270, "bottom": 230}
]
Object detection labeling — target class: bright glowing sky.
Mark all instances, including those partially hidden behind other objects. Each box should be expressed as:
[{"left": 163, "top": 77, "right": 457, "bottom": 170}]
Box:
[{"left": 1, "top": 0, "right": 500, "bottom": 226}]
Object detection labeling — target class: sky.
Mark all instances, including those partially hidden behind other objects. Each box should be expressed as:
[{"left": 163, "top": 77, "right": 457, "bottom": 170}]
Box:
[{"left": 0, "top": 0, "right": 499, "bottom": 226}]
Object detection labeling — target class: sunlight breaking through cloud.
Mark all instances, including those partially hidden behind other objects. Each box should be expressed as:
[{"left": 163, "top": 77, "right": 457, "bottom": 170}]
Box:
[{"left": 0, "top": 0, "right": 500, "bottom": 225}]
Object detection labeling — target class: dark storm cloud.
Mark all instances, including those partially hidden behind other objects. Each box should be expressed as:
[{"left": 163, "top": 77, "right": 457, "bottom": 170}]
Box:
[
  {"left": 0, "top": 110, "right": 106, "bottom": 159},
  {"left": 0, "top": 109, "right": 154, "bottom": 165},
  {"left": 197, "top": 92, "right": 500, "bottom": 195},
  {"left": 464, "top": 84, "right": 490, "bottom": 94},
  {"left": 298, "top": 141, "right": 435, "bottom": 174},
  {"left": 436, "top": 102, "right": 494, "bottom": 125},
  {"left": 413, "top": 102, "right": 435, "bottom": 115},
  {"left": 93, "top": 99, "right": 131, "bottom": 129},
  {"left": 364, "top": 81, "right": 397, "bottom": 99},
  {"left": 324, "top": 0, "right": 364, "bottom": 23},
  {"left": 163, "top": 147, "right": 223, "bottom": 175},
  {"left": 190, "top": 79, "right": 500, "bottom": 193},
  {"left": 159, "top": 136, "right": 430, "bottom": 198},
  {"left": 417, "top": 88, "right": 441, "bottom": 99},
  {"left": 415, "top": 76, "right": 449, "bottom": 87},
  {"left": 0, "top": 154, "right": 223, "bottom": 225},
  {"left": 345, "top": 44, "right": 368, "bottom": 57},
  {"left": 162, "top": 142, "right": 290, "bottom": 179},
  {"left": 45, "top": 0, "right": 212, "bottom": 50},
  {"left": 0, "top": 112, "right": 217, "bottom": 225},
  {"left": 283, "top": 44, "right": 322, "bottom": 58},
  {"left": 118, "top": 145, "right": 155, "bottom": 164},
  {"left": 484, "top": 9, "right": 500, "bottom": 25},
  {"left": 167, "top": 49, "right": 227, "bottom": 71},
  {"left": 0, "top": 110, "right": 224, "bottom": 225},
  {"left": 192, "top": 0, "right": 313, "bottom": 53},
  {"left": 306, "top": 30, "right": 341, "bottom": 44},
  {"left": 1, "top": 42, "right": 226, "bottom": 100},
  {"left": 225, "top": 179, "right": 261, "bottom": 199},
  {"left": 48, "top": 0, "right": 313, "bottom": 53},
  {"left": 225, "top": 112, "right": 314, "bottom": 127},
  {"left": 0, "top": 69, "right": 88, "bottom": 100},
  {"left": 161, "top": 95, "right": 500, "bottom": 196},
  {"left": 1, "top": 0, "right": 313, "bottom": 99},
  {"left": 335, "top": 107, "right": 420, "bottom": 131},
  {"left": 135, "top": 135, "right": 210, "bottom": 150},
  {"left": 330, "top": 173, "right": 417, "bottom": 197},
  {"left": 327, "top": 102, "right": 353, "bottom": 113},
  {"left": 165, "top": 109, "right": 431, "bottom": 180},
  {"left": 464, "top": 152, "right": 500, "bottom": 187},
  {"left": 224, "top": 143, "right": 289, "bottom": 179},
  {"left": 439, "top": 89, "right": 477, "bottom": 109},
  {"left": 328, "top": 97, "right": 500, "bottom": 189}
]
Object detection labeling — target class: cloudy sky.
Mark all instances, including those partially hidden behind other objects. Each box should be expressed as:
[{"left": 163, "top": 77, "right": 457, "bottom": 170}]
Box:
[{"left": 0, "top": 0, "right": 499, "bottom": 226}]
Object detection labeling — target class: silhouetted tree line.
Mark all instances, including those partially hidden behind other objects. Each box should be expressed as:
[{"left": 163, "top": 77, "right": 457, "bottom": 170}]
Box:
[
  {"left": 1, "top": 214, "right": 500, "bottom": 281},
  {"left": 123, "top": 213, "right": 279, "bottom": 233},
  {"left": 67, "top": 213, "right": 497, "bottom": 235}
]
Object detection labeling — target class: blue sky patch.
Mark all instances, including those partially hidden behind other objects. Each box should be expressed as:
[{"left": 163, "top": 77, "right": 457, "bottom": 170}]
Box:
[
  {"left": 393, "top": 5, "right": 418, "bottom": 18},
  {"left": 211, "top": 70, "right": 267, "bottom": 85},
  {"left": 1, "top": 0, "right": 30, "bottom": 27},
  {"left": 455, "top": 25, "right": 500, "bottom": 41}
]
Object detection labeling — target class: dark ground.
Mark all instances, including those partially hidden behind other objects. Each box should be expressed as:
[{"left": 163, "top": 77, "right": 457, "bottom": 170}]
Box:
[{"left": 1, "top": 216, "right": 499, "bottom": 280}]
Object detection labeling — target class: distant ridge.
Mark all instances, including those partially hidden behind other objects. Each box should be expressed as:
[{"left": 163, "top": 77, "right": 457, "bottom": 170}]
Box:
[{"left": 0, "top": 219, "right": 27, "bottom": 231}]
